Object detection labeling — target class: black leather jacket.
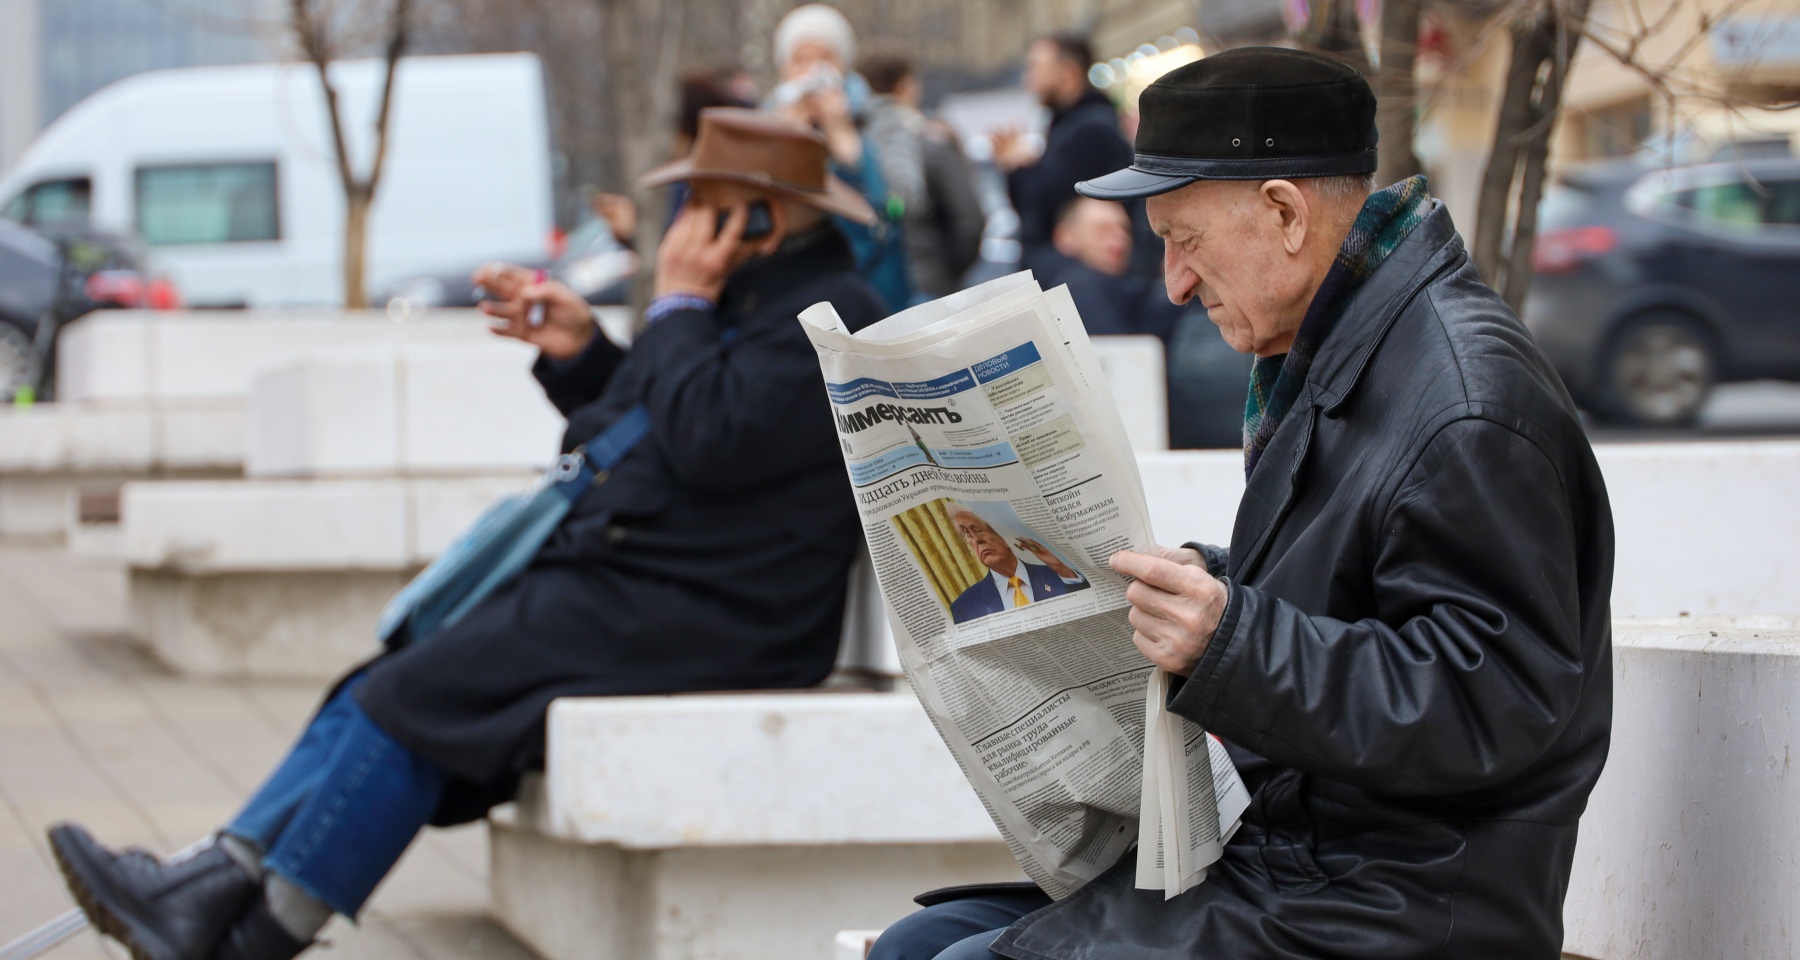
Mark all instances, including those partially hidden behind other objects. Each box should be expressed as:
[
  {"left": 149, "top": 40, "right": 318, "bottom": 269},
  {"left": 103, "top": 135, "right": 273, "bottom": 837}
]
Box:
[{"left": 991, "top": 202, "right": 1616, "bottom": 959}]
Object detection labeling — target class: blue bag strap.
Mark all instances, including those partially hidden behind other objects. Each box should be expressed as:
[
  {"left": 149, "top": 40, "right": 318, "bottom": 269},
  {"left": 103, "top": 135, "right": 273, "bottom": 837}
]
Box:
[
  {"left": 547, "top": 324, "right": 734, "bottom": 504},
  {"left": 550, "top": 404, "right": 649, "bottom": 503}
]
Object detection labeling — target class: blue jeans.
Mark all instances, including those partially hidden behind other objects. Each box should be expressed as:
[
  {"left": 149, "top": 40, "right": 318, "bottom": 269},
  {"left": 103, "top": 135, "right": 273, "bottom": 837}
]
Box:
[
  {"left": 868, "top": 889, "right": 1050, "bottom": 960},
  {"left": 226, "top": 675, "right": 447, "bottom": 918}
]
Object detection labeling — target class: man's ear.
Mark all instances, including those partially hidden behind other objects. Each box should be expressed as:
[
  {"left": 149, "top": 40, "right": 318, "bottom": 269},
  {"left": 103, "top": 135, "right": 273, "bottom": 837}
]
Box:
[{"left": 1260, "top": 179, "right": 1310, "bottom": 256}]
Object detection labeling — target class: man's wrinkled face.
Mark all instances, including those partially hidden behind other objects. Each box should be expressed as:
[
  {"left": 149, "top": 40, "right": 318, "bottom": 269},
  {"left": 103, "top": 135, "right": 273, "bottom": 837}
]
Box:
[
  {"left": 1147, "top": 180, "right": 1313, "bottom": 357},
  {"left": 954, "top": 511, "right": 1017, "bottom": 576},
  {"left": 1054, "top": 198, "right": 1132, "bottom": 277}
]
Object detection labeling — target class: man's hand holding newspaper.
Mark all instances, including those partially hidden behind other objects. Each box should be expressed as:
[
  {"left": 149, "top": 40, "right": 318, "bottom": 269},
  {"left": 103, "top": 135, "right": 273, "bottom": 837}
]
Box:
[
  {"left": 798, "top": 273, "right": 1249, "bottom": 901},
  {"left": 1110, "top": 547, "right": 1229, "bottom": 676}
]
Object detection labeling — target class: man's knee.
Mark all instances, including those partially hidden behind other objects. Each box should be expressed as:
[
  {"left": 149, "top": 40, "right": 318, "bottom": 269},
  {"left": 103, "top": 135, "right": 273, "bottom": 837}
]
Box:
[{"left": 868, "top": 893, "right": 1042, "bottom": 960}]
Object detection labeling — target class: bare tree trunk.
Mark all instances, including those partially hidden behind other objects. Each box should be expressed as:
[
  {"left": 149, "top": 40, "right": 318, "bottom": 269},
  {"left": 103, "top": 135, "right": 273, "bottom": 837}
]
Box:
[
  {"left": 1375, "top": 0, "right": 1423, "bottom": 187},
  {"left": 1471, "top": 0, "right": 1591, "bottom": 315},
  {"left": 344, "top": 190, "right": 371, "bottom": 310},
  {"left": 291, "top": 0, "right": 411, "bottom": 309}
]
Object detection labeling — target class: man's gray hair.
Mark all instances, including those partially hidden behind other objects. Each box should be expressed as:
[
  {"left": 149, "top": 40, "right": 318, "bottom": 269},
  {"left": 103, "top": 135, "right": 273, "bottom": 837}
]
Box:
[{"left": 1309, "top": 173, "right": 1376, "bottom": 206}]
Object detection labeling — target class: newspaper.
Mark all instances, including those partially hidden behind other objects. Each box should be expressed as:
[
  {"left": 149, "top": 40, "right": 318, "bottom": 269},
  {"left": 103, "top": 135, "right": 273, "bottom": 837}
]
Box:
[{"left": 798, "top": 272, "right": 1250, "bottom": 900}]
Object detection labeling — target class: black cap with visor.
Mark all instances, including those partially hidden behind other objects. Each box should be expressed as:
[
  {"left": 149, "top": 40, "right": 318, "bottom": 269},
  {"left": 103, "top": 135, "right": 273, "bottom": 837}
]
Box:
[{"left": 1076, "top": 46, "right": 1379, "bottom": 201}]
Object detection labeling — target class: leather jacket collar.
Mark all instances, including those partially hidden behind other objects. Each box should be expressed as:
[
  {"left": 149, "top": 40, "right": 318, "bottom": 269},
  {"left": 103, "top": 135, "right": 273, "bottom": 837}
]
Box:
[{"left": 1303, "top": 201, "right": 1465, "bottom": 415}]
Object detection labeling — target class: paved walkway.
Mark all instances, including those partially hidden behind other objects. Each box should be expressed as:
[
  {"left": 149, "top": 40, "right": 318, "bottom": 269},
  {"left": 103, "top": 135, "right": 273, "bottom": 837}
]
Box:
[{"left": 0, "top": 544, "right": 535, "bottom": 960}]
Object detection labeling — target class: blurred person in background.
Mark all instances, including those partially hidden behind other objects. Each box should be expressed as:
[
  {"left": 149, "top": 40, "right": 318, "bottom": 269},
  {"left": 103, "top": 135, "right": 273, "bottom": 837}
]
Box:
[
  {"left": 590, "top": 69, "right": 750, "bottom": 248},
  {"left": 1037, "top": 195, "right": 1180, "bottom": 343},
  {"left": 46, "top": 109, "right": 887, "bottom": 960},
  {"left": 766, "top": 3, "right": 916, "bottom": 312},
  {"left": 858, "top": 43, "right": 986, "bottom": 300},
  {"left": 992, "top": 34, "right": 1133, "bottom": 261}
]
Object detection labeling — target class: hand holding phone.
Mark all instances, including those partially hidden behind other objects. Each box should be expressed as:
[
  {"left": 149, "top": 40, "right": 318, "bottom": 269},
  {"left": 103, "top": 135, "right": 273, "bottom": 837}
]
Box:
[{"left": 717, "top": 201, "right": 775, "bottom": 241}]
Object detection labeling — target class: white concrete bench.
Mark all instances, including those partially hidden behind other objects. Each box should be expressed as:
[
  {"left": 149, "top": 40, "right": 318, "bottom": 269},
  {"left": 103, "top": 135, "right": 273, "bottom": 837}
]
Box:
[
  {"left": 124, "top": 438, "right": 1800, "bottom": 677},
  {"left": 0, "top": 308, "right": 514, "bottom": 539},
  {"left": 124, "top": 474, "right": 536, "bottom": 676},
  {"left": 1137, "top": 440, "right": 1800, "bottom": 617},
  {"left": 1563, "top": 616, "right": 1800, "bottom": 958},
  {"left": 115, "top": 338, "right": 579, "bottom": 676},
  {"left": 498, "top": 616, "right": 1800, "bottom": 960},
  {"left": 1090, "top": 335, "right": 1167, "bottom": 452},
  {"left": 247, "top": 343, "right": 564, "bottom": 478},
  {"left": 488, "top": 691, "right": 1019, "bottom": 960}
]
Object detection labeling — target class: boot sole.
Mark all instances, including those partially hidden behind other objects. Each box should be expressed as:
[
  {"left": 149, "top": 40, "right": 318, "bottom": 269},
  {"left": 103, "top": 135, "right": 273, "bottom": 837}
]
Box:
[{"left": 47, "top": 825, "right": 181, "bottom": 960}]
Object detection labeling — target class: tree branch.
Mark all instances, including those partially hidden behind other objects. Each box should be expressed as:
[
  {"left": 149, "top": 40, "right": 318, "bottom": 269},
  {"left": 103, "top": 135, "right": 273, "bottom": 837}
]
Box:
[
  {"left": 291, "top": 0, "right": 357, "bottom": 194},
  {"left": 364, "top": 0, "right": 412, "bottom": 195}
]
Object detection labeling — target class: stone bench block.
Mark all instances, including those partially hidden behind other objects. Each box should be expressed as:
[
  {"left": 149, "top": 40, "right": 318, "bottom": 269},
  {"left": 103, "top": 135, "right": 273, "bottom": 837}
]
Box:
[
  {"left": 0, "top": 403, "right": 243, "bottom": 538},
  {"left": 489, "top": 692, "right": 1018, "bottom": 960},
  {"left": 1564, "top": 616, "right": 1800, "bottom": 959},
  {"left": 1137, "top": 440, "right": 1800, "bottom": 617},
  {"left": 1090, "top": 335, "right": 1167, "bottom": 452},
  {"left": 123, "top": 475, "right": 532, "bottom": 677},
  {"left": 55, "top": 309, "right": 499, "bottom": 405},
  {"left": 246, "top": 343, "right": 565, "bottom": 478}
]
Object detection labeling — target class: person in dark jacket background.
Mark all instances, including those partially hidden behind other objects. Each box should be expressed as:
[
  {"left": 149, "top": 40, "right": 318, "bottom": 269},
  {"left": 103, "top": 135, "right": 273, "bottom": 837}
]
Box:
[
  {"left": 992, "top": 34, "right": 1134, "bottom": 261},
  {"left": 1033, "top": 195, "right": 1182, "bottom": 343},
  {"left": 46, "top": 109, "right": 887, "bottom": 960},
  {"left": 857, "top": 43, "right": 986, "bottom": 299},
  {"left": 874, "top": 47, "right": 1613, "bottom": 960}
]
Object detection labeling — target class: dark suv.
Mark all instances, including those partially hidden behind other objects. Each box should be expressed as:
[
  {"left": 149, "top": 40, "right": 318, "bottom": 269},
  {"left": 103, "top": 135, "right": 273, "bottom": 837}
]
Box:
[{"left": 1525, "top": 157, "right": 1800, "bottom": 425}]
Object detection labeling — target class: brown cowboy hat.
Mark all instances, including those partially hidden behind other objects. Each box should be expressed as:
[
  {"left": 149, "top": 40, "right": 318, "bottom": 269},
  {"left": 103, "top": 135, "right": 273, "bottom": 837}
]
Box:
[{"left": 638, "top": 107, "right": 877, "bottom": 225}]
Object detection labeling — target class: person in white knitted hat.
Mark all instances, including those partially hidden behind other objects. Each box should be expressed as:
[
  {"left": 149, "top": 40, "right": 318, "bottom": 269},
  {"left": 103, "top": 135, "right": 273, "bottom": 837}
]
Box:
[{"left": 765, "top": 3, "right": 921, "bottom": 311}]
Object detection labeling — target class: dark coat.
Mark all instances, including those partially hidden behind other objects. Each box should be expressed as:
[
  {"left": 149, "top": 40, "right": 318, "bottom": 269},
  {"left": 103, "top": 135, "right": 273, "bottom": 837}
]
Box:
[
  {"left": 1008, "top": 90, "right": 1133, "bottom": 253},
  {"left": 980, "top": 203, "right": 1616, "bottom": 958},
  {"left": 1029, "top": 248, "right": 1183, "bottom": 344},
  {"left": 355, "top": 227, "right": 887, "bottom": 825},
  {"left": 908, "top": 129, "right": 987, "bottom": 298}
]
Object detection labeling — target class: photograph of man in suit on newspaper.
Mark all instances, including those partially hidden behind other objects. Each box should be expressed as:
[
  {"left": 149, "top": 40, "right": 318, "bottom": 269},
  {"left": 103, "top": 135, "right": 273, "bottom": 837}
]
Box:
[{"left": 947, "top": 504, "right": 1089, "bottom": 624}]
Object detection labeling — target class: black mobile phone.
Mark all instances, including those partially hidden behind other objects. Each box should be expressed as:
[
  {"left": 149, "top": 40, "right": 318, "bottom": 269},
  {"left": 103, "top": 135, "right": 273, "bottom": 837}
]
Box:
[{"left": 717, "top": 201, "right": 775, "bottom": 240}]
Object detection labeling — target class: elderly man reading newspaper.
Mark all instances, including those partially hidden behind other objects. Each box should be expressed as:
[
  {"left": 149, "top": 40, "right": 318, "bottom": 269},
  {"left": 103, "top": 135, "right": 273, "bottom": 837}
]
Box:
[{"left": 820, "top": 47, "right": 1615, "bottom": 960}]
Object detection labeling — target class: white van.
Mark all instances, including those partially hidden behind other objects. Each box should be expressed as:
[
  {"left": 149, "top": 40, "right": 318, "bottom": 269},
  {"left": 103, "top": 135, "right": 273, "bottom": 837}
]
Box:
[{"left": 0, "top": 53, "right": 554, "bottom": 307}]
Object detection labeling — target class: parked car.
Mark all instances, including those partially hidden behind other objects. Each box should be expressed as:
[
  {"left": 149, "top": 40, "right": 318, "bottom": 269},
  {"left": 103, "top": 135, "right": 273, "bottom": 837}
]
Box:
[
  {"left": 0, "top": 219, "right": 178, "bottom": 401},
  {"left": 382, "top": 216, "right": 639, "bottom": 314},
  {"left": 0, "top": 53, "right": 554, "bottom": 307},
  {"left": 1525, "top": 157, "right": 1800, "bottom": 425}
]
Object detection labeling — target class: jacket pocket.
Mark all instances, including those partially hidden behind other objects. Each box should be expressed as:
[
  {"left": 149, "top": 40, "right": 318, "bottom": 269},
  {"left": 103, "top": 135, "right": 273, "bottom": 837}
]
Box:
[{"left": 1254, "top": 769, "right": 1329, "bottom": 893}]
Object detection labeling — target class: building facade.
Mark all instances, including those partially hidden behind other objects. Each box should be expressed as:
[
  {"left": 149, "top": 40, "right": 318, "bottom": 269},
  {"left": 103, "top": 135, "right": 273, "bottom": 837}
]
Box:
[{"left": 0, "top": 0, "right": 273, "bottom": 171}]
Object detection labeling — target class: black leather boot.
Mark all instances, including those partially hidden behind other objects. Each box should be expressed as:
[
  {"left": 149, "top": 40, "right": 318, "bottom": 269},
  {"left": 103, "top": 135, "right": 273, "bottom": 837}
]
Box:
[
  {"left": 209, "top": 896, "right": 312, "bottom": 960},
  {"left": 48, "top": 823, "right": 257, "bottom": 960}
]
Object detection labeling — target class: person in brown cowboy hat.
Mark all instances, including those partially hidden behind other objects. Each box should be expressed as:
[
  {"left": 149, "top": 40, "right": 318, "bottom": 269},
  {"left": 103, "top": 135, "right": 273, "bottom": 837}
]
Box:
[{"left": 43, "top": 108, "right": 888, "bottom": 960}]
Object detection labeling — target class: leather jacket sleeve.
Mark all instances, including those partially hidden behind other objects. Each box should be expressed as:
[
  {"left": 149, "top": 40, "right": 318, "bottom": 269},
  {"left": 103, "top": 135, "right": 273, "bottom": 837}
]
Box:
[{"left": 1169, "top": 417, "right": 1587, "bottom": 795}]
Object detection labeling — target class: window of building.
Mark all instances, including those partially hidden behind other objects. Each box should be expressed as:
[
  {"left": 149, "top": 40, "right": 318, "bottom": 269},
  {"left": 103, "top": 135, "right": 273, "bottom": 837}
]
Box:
[
  {"left": 1, "top": 177, "right": 94, "bottom": 231},
  {"left": 1582, "top": 97, "right": 1654, "bottom": 159},
  {"left": 135, "top": 161, "right": 279, "bottom": 245}
]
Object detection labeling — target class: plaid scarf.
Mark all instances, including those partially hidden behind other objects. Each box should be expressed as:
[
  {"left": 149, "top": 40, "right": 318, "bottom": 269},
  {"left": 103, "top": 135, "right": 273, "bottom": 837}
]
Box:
[{"left": 1242, "top": 175, "right": 1431, "bottom": 477}]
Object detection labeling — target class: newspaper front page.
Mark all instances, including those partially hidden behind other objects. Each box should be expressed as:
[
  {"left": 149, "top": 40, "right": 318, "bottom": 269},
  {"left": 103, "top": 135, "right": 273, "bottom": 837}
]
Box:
[{"left": 799, "top": 273, "right": 1249, "bottom": 899}]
